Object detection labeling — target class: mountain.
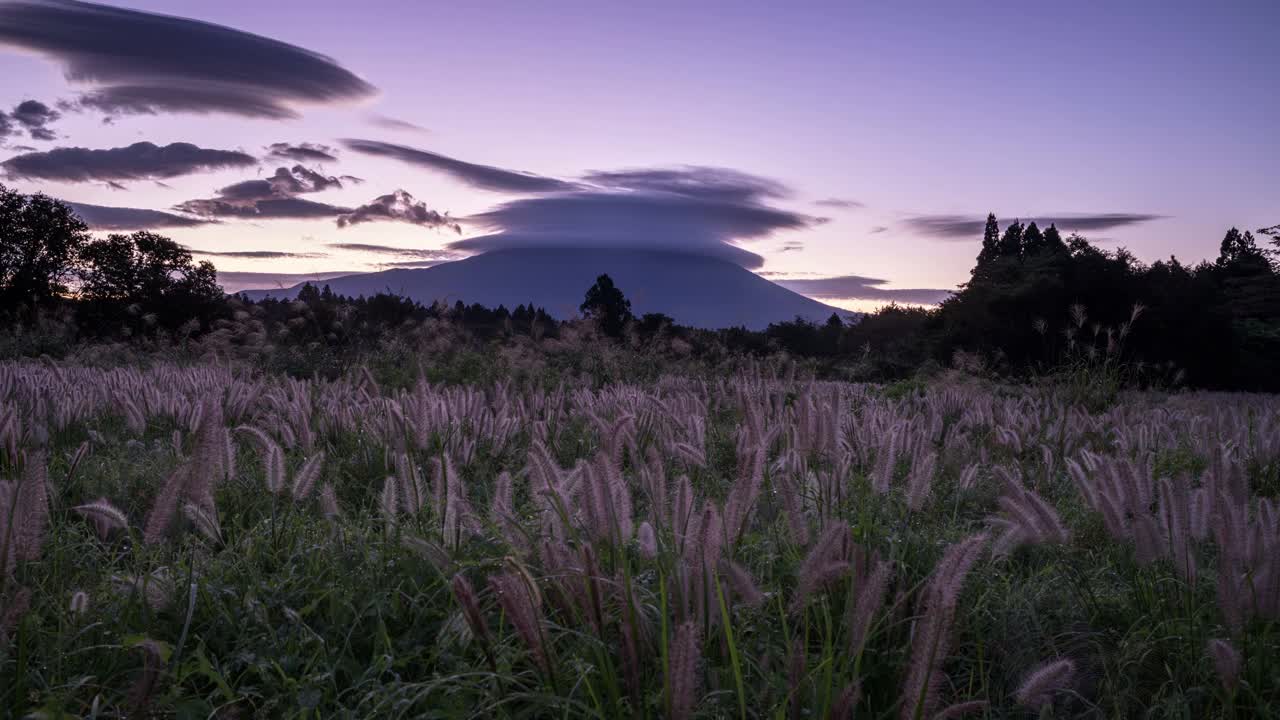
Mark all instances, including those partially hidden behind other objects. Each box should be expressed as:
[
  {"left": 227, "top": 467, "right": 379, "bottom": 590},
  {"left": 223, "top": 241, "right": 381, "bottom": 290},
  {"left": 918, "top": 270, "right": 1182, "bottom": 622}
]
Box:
[{"left": 237, "top": 247, "right": 850, "bottom": 329}]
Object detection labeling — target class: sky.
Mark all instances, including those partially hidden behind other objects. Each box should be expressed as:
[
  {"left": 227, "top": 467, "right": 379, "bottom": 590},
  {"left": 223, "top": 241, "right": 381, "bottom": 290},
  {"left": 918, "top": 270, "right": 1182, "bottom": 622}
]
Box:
[{"left": 0, "top": 0, "right": 1276, "bottom": 311}]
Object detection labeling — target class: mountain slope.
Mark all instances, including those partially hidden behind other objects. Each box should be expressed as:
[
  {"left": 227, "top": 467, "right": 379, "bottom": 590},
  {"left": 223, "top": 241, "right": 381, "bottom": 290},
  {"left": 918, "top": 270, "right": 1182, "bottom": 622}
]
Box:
[{"left": 238, "top": 247, "right": 849, "bottom": 329}]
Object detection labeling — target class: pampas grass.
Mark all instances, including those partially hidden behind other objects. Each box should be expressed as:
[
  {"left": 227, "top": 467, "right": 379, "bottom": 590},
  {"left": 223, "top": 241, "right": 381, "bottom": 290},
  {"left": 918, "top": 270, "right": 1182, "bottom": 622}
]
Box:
[
  {"left": 2, "top": 355, "right": 1279, "bottom": 716},
  {"left": 1015, "top": 658, "right": 1076, "bottom": 710}
]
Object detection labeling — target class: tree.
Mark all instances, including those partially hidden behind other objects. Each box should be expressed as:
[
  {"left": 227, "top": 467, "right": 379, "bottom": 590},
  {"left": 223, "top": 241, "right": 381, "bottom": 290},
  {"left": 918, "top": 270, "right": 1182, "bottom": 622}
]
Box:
[
  {"left": 78, "top": 231, "right": 222, "bottom": 332},
  {"left": 0, "top": 184, "right": 90, "bottom": 311},
  {"left": 975, "top": 213, "right": 1001, "bottom": 268},
  {"left": 580, "top": 273, "right": 633, "bottom": 338},
  {"left": 997, "top": 220, "right": 1024, "bottom": 258},
  {"left": 1020, "top": 222, "right": 1045, "bottom": 256},
  {"left": 1042, "top": 224, "right": 1067, "bottom": 255},
  {"left": 1216, "top": 227, "right": 1271, "bottom": 275},
  {"left": 1258, "top": 224, "right": 1280, "bottom": 260}
]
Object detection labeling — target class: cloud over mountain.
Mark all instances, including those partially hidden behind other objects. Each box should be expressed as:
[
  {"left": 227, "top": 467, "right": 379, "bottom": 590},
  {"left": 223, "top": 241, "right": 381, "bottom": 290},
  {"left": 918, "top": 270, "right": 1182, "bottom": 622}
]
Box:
[
  {"left": 450, "top": 165, "right": 820, "bottom": 269},
  {"left": 0, "top": 0, "right": 375, "bottom": 119}
]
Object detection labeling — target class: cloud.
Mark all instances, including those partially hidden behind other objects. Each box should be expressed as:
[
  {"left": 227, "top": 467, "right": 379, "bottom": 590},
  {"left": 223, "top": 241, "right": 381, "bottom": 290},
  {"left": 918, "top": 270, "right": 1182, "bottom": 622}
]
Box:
[
  {"left": 773, "top": 275, "right": 954, "bottom": 305},
  {"left": 451, "top": 165, "right": 821, "bottom": 269},
  {"left": 65, "top": 201, "right": 215, "bottom": 230},
  {"left": 336, "top": 190, "right": 461, "bottom": 232},
  {"left": 869, "top": 225, "right": 888, "bottom": 234},
  {"left": 188, "top": 248, "right": 325, "bottom": 259},
  {"left": 814, "top": 197, "right": 863, "bottom": 209},
  {"left": 6, "top": 99, "right": 61, "bottom": 140},
  {"left": 175, "top": 165, "right": 349, "bottom": 218},
  {"left": 374, "top": 259, "right": 457, "bottom": 268},
  {"left": 0, "top": 0, "right": 375, "bottom": 119},
  {"left": 266, "top": 142, "right": 337, "bottom": 163},
  {"left": 173, "top": 164, "right": 458, "bottom": 232},
  {"left": 368, "top": 114, "right": 429, "bottom": 133},
  {"left": 177, "top": 196, "right": 349, "bottom": 220},
  {"left": 326, "top": 243, "right": 461, "bottom": 260},
  {"left": 217, "top": 270, "right": 356, "bottom": 293},
  {"left": 2, "top": 141, "right": 255, "bottom": 182},
  {"left": 904, "top": 212, "right": 1163, "bottom": 239},
  {"left": 583, "top": 167, "right": 789, "bottom": 202},
  {"left": 215, "top": 165, "right": 344, "bottom": 201},
  {"left": 342, "top": 139, "right": 580, "bottom": 193}
]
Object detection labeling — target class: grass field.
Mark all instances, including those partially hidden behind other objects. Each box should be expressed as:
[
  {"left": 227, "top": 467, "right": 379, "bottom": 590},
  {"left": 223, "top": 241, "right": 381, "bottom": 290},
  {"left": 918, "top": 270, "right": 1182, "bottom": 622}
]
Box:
[{"left": 1, "top": 356, "right": 1277, "bottom": 718}]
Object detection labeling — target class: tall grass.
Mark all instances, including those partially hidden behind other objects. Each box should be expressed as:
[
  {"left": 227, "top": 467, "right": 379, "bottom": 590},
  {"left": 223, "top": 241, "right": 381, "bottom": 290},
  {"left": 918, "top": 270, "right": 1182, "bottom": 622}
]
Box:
[{"left": 0, "top": 353, "right": 1276, "bottom": 717}]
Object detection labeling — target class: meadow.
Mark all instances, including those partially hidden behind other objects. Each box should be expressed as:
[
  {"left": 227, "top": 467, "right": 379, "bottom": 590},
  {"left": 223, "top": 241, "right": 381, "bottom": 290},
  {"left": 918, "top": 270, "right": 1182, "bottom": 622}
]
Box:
[{"left": 1, "top": 349, "right": 1277, "bottom": 719}]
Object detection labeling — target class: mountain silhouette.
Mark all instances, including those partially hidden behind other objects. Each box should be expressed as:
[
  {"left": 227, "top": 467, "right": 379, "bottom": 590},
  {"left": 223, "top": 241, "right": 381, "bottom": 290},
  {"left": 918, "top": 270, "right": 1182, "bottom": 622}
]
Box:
[{"left": 238, "top": 247, "right": 850, "bottom": 329}]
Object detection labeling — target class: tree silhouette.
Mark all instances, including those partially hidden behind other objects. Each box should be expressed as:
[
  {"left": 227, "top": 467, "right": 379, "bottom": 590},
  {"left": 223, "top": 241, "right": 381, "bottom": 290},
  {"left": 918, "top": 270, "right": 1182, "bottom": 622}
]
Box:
[
  {"left": 78, "top": 231, "right": 222, "bottom": 332},
  {"left": 1041, "top": 224, "right": 1067, "bottom": 255},
  {"left": 0, "top": 184, "right": 89, "bottom": 312},
  {"left": 997, "top": 220, "right": 1024, "bottom": 258},
  {"left": 975, "top": 213, "right": 1001, "bottom": 268},
  {"left": 1020, "top": 221, "right": 1045, "bottom": 256},
  {"left": 1216, "top": 227, "right": 1271, "bottom": 274},
  {"left": 580, "top": 273, "right": 633, "bottom": 338}
]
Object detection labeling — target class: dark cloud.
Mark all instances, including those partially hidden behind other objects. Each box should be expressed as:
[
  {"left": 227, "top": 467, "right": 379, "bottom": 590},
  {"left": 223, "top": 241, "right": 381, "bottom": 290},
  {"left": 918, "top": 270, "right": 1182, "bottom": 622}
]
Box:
[
  {"left": 75, "top": 85, "right": 295, "bottom": 119},
  {"left": 451, "top": 165, "right": 821, "bottom": 269},
  {"left": 11, "top": 100, "right": 60, "bottom": 137},
  {"left": 813, "top": 197, "right": 863, "bottom": 209},
  {"left": 266, "top": 142, "right": 337, "bottom": 163},
  {"left": 188, "top": 249, "right": 325, "bottom": 259},
  {"left": 215, "top": 165, "right": 344, "bottom": 201},
  {"left": 774, "top": 275, "right": 953, "bottom": 305},
  {"left": 2, "top": 141, "right": 255, "bottom": 182},
  {"left": 342, "top": 139, "right": 580, "bottom": 193},
  {"left": 174, "top": 165, "right": 456, "bottom": 232},
  {"left": 65, "top": 201, "right": 214, "bottom": 230},
  {"left": 0, "top": 99, "right": 61, "bottom": 142},
  {"left": 326, "top": 243, "right": 461, "bottom": 260},
  {"left": 177, "top": 196, "right": 349, "bottom": 220},
  {"left": 583, "top": 167, "right": 789, "bottom": 202},
  {"left": 175, "top": 165, "right": 349, "bottom": 219},
  {"left": 368, "top": 114, "right": 428, "bottom": 133},
  {"left": 904, "top": 212, "right": 1163, "bottom": 239},
  {"left": 0, "top": 0, "right": 375, "bottom": 119},
  {"left": 336, "top": 190, "right": 461, "bottom": 232}
]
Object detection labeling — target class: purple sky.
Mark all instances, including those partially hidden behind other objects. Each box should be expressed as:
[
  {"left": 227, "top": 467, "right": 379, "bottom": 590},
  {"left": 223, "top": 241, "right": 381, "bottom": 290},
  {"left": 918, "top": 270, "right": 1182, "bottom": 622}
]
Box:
[{"left": 1, "top": 0, "right": 1276, "bottom": 309}]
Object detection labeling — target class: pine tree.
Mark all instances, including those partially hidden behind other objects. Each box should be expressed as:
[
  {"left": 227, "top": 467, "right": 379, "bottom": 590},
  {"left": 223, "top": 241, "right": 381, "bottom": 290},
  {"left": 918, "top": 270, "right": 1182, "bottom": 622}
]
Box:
[
  {"left": 1042, "top": 224, "right": 1067, "bottom": 254},
  {"left": 581, "top": 274, "right": 634, "bottom": 338},
  {"left": 997, "top": 220, "right": 1024, "bottom": 258},
  {"left": 975, "top": 213, "right": 1001, "bottom": 268},
  {"left": 1021, "top": 222, "right": 1045, "bottom": 256}
]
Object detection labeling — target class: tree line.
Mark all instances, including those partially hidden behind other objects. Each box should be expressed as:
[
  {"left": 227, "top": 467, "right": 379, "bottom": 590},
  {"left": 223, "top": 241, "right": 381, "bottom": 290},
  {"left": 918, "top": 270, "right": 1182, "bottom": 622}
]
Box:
[
  {"left": 757, "top": 214, "right": 1280, "bottom": 391},
  {"left": 2, "top": 183, "right": 1278, "bottom": 391}
]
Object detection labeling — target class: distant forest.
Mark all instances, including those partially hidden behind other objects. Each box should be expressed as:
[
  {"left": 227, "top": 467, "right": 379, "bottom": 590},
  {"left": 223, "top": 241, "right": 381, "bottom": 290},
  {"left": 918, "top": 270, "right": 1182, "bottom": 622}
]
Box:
[{"left": 2, "top": 184, "right": 1278, "bottom": 392}]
